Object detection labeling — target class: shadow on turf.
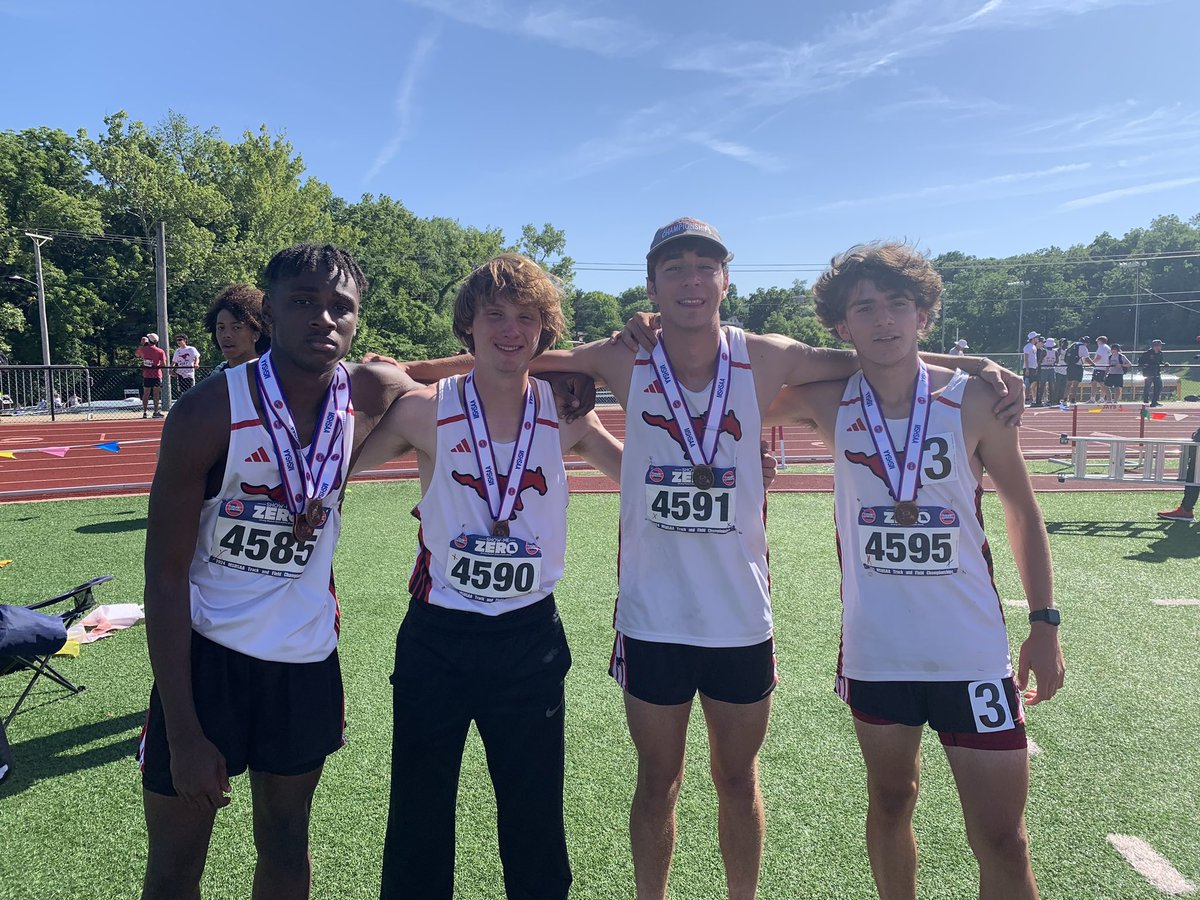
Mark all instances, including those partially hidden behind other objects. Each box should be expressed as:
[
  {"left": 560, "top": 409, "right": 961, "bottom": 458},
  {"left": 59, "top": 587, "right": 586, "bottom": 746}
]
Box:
[
  {"left": 1044, "top": 520, "right": 1200, "bottom": 561},
  {"left": 0, "top": 711, "right": 144, "bottom": 799},
  {"left": 75, "top": 517, "right": 147, "bottom": 535}
]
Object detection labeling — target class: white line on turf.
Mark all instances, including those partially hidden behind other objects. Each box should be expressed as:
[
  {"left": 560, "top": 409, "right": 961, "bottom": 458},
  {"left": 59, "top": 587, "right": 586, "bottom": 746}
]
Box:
[
  {"left": 1153, "top": 599, "right": 1200, "bottom": 606},
  {"left": 1027, "top": 739, "right": 1041, "bottom": 756},
  {"left": 1106, "top": 835, "right": 1196, "bottom": 895}
]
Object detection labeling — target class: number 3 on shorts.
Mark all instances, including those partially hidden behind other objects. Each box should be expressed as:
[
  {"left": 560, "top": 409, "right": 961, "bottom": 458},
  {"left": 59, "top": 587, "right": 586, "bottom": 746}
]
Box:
[{"left": 967, "top": 679, "right": 1015, "bottom": 732}]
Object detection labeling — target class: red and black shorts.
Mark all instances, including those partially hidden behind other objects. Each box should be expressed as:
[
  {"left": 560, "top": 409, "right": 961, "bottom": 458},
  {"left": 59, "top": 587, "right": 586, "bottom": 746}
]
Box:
[
  {"left": 138, "top": 630, "right": 345, "bottom": 795},
  {"left": 841, "top": 676, "right": 1026, "bottom": 751},
  {"left": 610, "top": 631, "right": 777, "bottom": 706}
]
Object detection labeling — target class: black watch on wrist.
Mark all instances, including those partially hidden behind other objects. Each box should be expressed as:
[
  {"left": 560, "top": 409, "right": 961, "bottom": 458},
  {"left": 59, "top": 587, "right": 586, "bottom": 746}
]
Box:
[{"left": 1028, "top": 608, "right": 1061, "bottom": 626}]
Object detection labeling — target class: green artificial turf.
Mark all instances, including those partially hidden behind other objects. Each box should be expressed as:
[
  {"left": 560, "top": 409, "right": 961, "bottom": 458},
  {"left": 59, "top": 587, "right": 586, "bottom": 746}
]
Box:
[{"left": 0, "top": 485, "right": 1197, "bottom": 899}]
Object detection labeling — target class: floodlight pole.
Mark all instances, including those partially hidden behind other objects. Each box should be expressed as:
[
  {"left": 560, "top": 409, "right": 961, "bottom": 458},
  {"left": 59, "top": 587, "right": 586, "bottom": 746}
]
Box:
[{"left": 25, "top": 232, "right": 54, "bottom": 416}]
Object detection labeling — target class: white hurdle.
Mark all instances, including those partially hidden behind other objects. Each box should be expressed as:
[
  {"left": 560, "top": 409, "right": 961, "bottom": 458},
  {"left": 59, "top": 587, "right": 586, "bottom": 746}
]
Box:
[{"left": 1056, "top": 434, "right": 1200, "bottom": 487}]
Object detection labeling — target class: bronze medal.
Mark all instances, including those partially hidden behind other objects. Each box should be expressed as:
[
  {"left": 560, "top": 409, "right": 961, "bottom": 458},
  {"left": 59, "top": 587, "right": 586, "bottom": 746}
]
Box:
[
  {"left": 492, "top": 519, "right": 510, "bottom": 537},
  {"left": 294, "top": 514, "right": 315, "bottom": 542},
  {"left": 894, "top": 500, "right": 919, "bottom": 527},
  {"left": 692, "top": 464, "right": 715, "bottom": 491},
  {"left": 294, "top": 500, "right": 321, "bottom": 542}
]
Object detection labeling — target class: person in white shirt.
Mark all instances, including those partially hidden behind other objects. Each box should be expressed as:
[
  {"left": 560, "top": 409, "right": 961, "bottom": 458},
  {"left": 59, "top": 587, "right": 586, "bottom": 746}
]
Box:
[
  {"left": 768, "top": 242, "right": 1064, "bottom": 900},
  {"left": 1104, "top": 343, "right": 1132, "bottom": 404},
  {"left": 171, "top": 335, "right": 201, "bottom": 395},
  {"left": 1021, "top": 332, "right": 1040, "bottom": 404},
  {"left": 948, "top": 338, "right": 968, "bottom": 356},
  {"left": 1089, "top": 336, "right": 1112, "bottom": 403}
]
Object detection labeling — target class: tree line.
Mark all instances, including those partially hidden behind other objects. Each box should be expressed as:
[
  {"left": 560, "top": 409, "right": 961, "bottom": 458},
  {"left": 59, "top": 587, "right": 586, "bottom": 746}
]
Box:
[{"left": 1, "top": 111, "right": 1198, "bottom": 366}]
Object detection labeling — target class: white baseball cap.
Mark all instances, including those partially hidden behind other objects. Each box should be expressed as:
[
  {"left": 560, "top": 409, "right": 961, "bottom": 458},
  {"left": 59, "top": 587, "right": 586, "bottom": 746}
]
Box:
[
  {"left": 954, "top": 339, "right": 969, "bottom": 349},
  {"left": 146, "top": 332, "right": 159, "bottom": 343},
  {"left": 1027, "top": 331, "right": 1040, "bottom": 340},
  {"left": 1044, "top": 338, "right": 1057, "bottom": 349}
]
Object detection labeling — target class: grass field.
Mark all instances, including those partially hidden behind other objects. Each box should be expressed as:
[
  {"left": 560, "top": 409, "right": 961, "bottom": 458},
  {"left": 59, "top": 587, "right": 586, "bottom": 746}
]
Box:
[{"left": 1, "top": 484, "right": 1198, "bottom": 900}]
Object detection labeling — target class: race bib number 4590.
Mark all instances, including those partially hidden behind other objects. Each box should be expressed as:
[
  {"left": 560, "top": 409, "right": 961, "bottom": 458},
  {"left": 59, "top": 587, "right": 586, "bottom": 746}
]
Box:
[
  {"left": 858, "top": 505, "right": 959, "bottom": 576},
  {"left": 645, "top": 465, "right": 736, "bottom": 534},
  {"left": 209, "top": 499, "right": 321, "bottom": 579},
  {"left": 445, "top": 533, "right": 543, "bottom": 603}
]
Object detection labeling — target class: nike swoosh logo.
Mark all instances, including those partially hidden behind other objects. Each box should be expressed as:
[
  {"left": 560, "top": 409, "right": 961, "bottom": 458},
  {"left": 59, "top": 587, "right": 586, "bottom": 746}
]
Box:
[{"left": 544, "top": 698, "right": 564, "bottom": 718}]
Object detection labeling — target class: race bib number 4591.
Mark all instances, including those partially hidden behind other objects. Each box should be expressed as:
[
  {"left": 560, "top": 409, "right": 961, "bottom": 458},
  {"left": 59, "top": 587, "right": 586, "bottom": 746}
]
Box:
[
  {"left": 209, "top": 499, "right": 322, "bottom": 579},
  {"left": 645, "top": 465, "right": 736, "bottom": 534},
  {"left": 858, "top": 505, "right": 959, "bottom": 576}
]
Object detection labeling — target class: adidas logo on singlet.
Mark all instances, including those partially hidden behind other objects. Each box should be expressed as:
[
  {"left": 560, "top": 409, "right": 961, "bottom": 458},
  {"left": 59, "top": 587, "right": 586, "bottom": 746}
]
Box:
[
  {"left": 450, "top": 437, "right": 471, "bottom": 453},
  {"left": 846, "top": 418, "right": 867, "bottom": 433},
  {"left": 244, "top": 446, "right": 270, "bottom": 463},
  {"left": 643, "top": 382, "right": 663, "bottom": 393}
]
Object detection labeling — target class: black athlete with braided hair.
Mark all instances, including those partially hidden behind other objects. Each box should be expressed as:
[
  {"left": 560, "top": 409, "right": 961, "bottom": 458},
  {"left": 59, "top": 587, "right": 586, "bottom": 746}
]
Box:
[{"left": 139, "top": 244, "right": 425, "bottom": 900}]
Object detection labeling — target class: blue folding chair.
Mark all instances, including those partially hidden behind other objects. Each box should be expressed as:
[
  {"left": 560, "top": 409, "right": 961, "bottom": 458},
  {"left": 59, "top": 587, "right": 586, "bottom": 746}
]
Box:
[{"left": 0, "top": 576, "right": 113, "bottom": 727}]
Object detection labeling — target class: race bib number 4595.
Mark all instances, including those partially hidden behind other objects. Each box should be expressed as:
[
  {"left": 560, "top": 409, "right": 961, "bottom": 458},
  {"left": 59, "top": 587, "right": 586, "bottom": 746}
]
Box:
[
  {"left": 209, "top": 499, "right": 322, "bottom": 579},
  {"left": 644, "top": 465, "right": 736, "bottom": 534},
  {"left": 858, "top": 505, "right": 959, "bottom": 576}
]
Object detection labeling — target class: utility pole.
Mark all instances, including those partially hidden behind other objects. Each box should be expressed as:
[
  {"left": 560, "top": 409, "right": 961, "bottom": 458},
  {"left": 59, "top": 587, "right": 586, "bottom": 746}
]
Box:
[
  {"left": 155, "top": 221, "right": 172, "bottom": 410},
  {"left": 25, "top": 232, "right": 54, "bottom": 421}
]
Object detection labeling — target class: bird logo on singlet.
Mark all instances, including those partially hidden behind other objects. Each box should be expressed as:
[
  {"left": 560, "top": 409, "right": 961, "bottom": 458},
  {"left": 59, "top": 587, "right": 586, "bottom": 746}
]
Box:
[
  {"left": 641, "top": 410, "right": 743, "bottom": 457},
  {"left": 451, "top": 467, "right": 549, "bottom": 518},
  {"left": 240, "top": 469, "right": 343, "bottom": 504},
  {"left": 844, "top": 449, "right": 909, "bottom": 491}
]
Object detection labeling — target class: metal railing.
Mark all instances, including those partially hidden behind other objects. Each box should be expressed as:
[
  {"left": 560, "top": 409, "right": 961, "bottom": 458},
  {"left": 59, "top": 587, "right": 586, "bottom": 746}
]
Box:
[{"left": 0, "top": 365, "right": 219, "bottom": 422}]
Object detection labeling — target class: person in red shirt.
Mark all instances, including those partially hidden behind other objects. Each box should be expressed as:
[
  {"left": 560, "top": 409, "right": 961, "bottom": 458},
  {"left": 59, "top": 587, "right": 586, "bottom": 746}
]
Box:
[{"left": 136, "top": 333, "right": 168, "bottom": 418}]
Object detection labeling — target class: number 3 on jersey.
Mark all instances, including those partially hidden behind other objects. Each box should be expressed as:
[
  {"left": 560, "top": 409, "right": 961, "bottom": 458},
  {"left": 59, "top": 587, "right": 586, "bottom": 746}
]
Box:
[{"left": 922, "top": 434, "right": 953, "bottom": 481}]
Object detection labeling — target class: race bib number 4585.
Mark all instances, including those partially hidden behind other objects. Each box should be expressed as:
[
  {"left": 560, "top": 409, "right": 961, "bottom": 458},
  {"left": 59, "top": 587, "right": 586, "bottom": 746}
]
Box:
[
  {"left": 209, "top": 499, "right": 321, "bottom": 579},
  {"left": 645, "top": 465, "right": 736, "bottom": 534},
  {"left": 858, "top": 505, "right": 959, "bottom": 576}
]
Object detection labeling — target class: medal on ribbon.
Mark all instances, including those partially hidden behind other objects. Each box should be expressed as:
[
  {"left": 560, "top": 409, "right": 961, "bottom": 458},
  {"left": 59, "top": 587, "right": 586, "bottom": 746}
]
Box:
[
  {"left": 859, "top": 362, "right": 931, "bottom": 527},
  {"left": 255, "top": 350, "right": 351, "bottom": 541},
  {"left": 463, "top": 372, "right": 538, "bottom": 537},
  {"left": 650, "top": 331, "right": 732, "bottom": 492}
]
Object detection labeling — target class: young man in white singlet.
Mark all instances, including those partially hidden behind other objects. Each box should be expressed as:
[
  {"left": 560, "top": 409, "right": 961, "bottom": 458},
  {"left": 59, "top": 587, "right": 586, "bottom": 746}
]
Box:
[
  {"left": 767, "top": 243, "right": 1065, "bottom": 900},
  {"left": 139, "top": 245, "right": 424, "bottom": 900},
  {"left": 354, "top": 254, "right": 623, "bottom": 900}
]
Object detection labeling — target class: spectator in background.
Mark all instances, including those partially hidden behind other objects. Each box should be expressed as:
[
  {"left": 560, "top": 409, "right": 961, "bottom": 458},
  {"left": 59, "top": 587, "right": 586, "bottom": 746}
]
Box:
[
  {"left": 1065, "top": 335, "right": 1092, "bottom": 405},
  {"left": 203, "top": 284, "right": 270, "bottom": 376},
  {"left": 136, "top": 333, "right": 167, "bottom": 419},
  {"left": 171, "top": 334, "right": 201, "bottom": 395},
  {"left": 948, "top": 338, "right": 969, "bottom": 357},
  {"left": 1105, "top": 343, "right": 1132, "bottom": 405},
  {"left": 1037, "top": 338, "right": 1058, "bottom": 407},
  {"left": 1049, "top": 339, "right": 1069, "bottom": 409},
  {"left": 1089, "top": 336, "right": 1112, "bottom": 403},
  {"left": 1022, "top": 332, "right": 1040, "bottom": 405},
  {"left": 1138, "top": 339, "right": 1169, "bottom": 407}
]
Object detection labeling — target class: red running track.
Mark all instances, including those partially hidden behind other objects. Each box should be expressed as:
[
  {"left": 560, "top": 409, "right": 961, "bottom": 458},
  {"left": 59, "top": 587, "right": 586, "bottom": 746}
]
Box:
[{"left": 1, "top": 404, "right": 1197, "bottom": 502}]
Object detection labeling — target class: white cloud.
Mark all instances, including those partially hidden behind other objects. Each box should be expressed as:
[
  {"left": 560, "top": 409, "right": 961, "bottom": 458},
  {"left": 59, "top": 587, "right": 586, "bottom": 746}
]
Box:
[
  {"left": 402, "top": 0, "right": 657, "bottom": 56},
  {"left": 766, "top": 162, "right": 1092, "bottom": 218},
  {"left": 1058, "top": 176, "right": 1200, "bottom": 210},
  {"left": 364, "top": 26, "right": 441, "bottom": 183}
]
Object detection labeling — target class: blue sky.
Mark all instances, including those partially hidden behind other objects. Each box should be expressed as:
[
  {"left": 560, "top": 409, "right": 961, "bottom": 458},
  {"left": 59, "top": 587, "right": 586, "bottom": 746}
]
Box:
[{"left": 3, "top": 0, "right": 1197, "bottom": 297}]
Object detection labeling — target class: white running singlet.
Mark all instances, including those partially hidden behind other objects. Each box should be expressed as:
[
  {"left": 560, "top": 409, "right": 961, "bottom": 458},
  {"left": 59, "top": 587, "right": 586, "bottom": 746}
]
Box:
[
  {"left": 833, "top": 370, "right": 1013, "bottom": 682},
  {"left": 189, "top": 364, "right": 352, "bottom": 663},
  {"left": 408, "top": 375, "right": 568, "bottom": 615},
  {"left": 616, "top": 327, "right": 770, "bottom": 648}
]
